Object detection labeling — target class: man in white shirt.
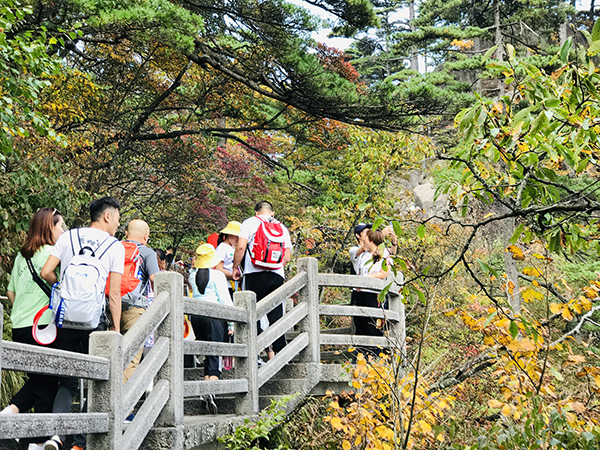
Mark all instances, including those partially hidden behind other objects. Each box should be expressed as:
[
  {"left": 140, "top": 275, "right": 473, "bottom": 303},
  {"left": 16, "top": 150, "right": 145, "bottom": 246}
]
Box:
[
  {"left": 232, "top": 201, "right": 292, "bottom": 356},
  {"left": 41, "top": 196, "right": 124, "bottom": 450}
]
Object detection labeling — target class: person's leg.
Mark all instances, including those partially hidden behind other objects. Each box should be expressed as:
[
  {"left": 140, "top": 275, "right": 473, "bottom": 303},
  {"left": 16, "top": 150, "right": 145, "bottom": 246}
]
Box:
[
  {"left": 9, "top": 327, "right": 41, "bottom": 413},
  {"left": 245, "top": 272, "right": 286, "bottom": 353},
  {"left": 46, "top": 328, "right": 90, "bottom": 448},
  {"left": 121, "top": 307, "right": 145, "bottom": 383}
]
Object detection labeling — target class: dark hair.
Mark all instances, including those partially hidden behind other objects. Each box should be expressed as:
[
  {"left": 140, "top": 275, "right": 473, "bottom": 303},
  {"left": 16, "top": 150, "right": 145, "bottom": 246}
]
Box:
[
  {"left": 90, "top": 196, "right": 120, "bottom": 223},
  {"left": 21, "top": 208, "right": 62, "bottom": 259},
  {"left": 217, "top": 233, "right": 226, "bottom": 245},
  {"left": 166, "top": 246, "right": 174, "bottom": 252},
  {"left": 254, "top": 200, "right": 273, "bottom": 213},
  {"left": 195, "top": 268, "right": 209, "bottom": 295},
  {"left": 155, "top": 248, "right": 166, "bottom": 261},
  {"left": 366, "top": 229, "right": 384, "bottom": 263}
]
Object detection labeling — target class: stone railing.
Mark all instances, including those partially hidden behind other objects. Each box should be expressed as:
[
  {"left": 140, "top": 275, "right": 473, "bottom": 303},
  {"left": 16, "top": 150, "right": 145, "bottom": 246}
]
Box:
[{"left": 0, "top": 257, "right": 404, "bottom": 449}]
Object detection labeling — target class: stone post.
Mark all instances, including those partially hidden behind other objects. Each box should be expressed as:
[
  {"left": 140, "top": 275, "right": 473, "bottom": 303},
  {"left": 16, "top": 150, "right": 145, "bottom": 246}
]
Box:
[
  {"left": 386, "top": 272, "right": 406, "bottom": 361},
  {"left": 154, "top": 271, "right": 184, "bottom": 427},
  {"left": 0, "top": 304, "right": 3, "bottom": 394},
  {"left": 296, "top": 257, "right": 320, "bottom": 364},
  {"left": 88, "top": 331, "right": 123, "bottom": 450},
  {"left": 233, "top": 291, "right": 258, "bottom": 415}
]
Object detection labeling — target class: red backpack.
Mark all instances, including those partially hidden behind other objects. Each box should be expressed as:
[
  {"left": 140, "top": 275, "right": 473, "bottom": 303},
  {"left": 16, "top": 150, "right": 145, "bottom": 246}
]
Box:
[
  {"left": 105, "top": 241, "right": 141, "bottom": 297},
  {"left": 250, "top": 216, "right": 286, "bottom": 270}
]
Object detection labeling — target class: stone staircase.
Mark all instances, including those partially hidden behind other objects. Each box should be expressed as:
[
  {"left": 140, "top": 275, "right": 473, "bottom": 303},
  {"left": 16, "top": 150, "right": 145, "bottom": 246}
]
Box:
[{"left": 0, "top": 257, "right": 405, "bottom": 450}]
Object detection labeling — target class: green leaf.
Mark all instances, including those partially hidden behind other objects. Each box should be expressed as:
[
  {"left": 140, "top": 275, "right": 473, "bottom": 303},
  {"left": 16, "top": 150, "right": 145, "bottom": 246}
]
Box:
[
  {"left": 417, "top": 224, "right": 426, "bottom": 239},
  {"left": 509, "top": 320, "right": 519, "bottom": 339},
  {"left": 506, "top": 43, "right": 515, "bottom": 61},
  {"left": 588, "top": 40, "right": 600, "bottom": 57},
  {"left": 509, "top": 223, "right": 525, "bottom": 244},
  {"left": 358, "top": 203, "right": 369, "bottom": 211},
  {"left": 592, "top": 18, "right": 600, "bottom": 42},
  {"left": 484, "top": 45, "right": 498, "bottom": 59},
  {"left": 392, "top": 220, "right": 402, "bottom": 238},
  {"left": 484, "top": 311, "right": 498, "bottom": 327},
  {"left": 544, "top": 98, "right": 560, "bottom": 108},
  {"left": 550, "top": 366, "right": 564, "bottom": 381},
  {"left": 560, "top": 37, "right": 572, "bottom": 63},
  {"left": 378, "top": 282, "right": 391, "bottom": 303},
  {"left": 416, "top": 289, "right": 426, "bottom": 305},
  {"left": 372, "top": 217, "right": 383, "bottom": 230},
  {"left": 512, "top": 106, "right": 533, "bottom": 125}
]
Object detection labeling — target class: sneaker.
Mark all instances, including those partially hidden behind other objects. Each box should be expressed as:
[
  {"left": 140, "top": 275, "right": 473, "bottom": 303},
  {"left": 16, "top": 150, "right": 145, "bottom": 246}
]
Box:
[
  {"left": 257, "top": 355, "right": 265, "bottom": 366},
  {"left": 202, "top": 394, "right": 218, "bottom": 415},
  {"left": 124, "top": 413, "right": 135, "bottom": 423},
  {"left": 44, "top": 436, "right": 63, "bottom": 450},
  {"left": 0, "top": 405, "right": 15, "bottom": 414},
  {"left": 27, "top": 444, "right": 44, "bottom": 450},
  {"left": 71, "top": 446, "right": 85, "bottom": 450}
]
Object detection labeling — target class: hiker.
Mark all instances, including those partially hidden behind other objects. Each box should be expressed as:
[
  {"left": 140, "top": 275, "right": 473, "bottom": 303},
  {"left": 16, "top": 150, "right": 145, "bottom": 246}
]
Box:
[
  {"left": 232, "top": 201, "right": 292, "bottom": 360},
  {"left": 40, "top": 197, "right": 125, "bottom": 450},
  {"left": 188, "top": 244, "right": 234, "bottom": 414},
  {"left": 214, "top": 221, "right": 242, "bottom": 296},
  {"left": 117, "top": 220, "right": 160, "bottom": 386},
  {"left": 353, "top": 229, "right": 393, "bottom": 358},
  {"left": 1, "top": 208, "right": 65, "bottom": 450}
]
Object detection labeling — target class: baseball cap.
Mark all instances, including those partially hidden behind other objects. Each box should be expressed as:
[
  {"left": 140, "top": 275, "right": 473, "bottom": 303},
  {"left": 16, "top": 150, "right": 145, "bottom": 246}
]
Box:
[{"left": 354, "top": 223, "right": 372, "bottom": 234}]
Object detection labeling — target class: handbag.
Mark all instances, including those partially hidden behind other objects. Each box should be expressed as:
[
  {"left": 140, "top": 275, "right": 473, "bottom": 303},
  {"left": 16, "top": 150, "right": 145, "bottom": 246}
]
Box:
[{"left": 26, "top": 258, "right": 58, "bottom": 344}]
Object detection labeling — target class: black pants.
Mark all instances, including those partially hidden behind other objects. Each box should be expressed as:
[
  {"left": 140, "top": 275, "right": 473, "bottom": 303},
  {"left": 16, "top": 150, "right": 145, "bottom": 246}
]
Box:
[
  {"left": 352, "top": 291, "right": 384, "bottom": 358},
  {"left": 190, "top": 316, "right": 226, "bottom": 378},
  {"left": 51, "top": 325, "right": 103, "bottom": 447},
  {"left": 10, "top": 327, "right": 59, "bottom": 414},
  {"left": 244, "top": 271, "right": 286, "bottom": 354}
]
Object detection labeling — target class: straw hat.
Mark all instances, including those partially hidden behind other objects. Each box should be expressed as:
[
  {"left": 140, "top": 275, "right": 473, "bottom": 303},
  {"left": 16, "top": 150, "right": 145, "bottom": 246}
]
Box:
[
  {"left": 194, "top": 243, "right": 222, "bottom": 269},
  {"left": 220, "top": 221, "right": 242, "bottom": 236}
]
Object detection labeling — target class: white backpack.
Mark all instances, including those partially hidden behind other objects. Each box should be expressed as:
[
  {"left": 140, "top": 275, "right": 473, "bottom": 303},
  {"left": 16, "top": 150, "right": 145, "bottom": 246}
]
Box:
[{"left": 55, "top": 229, "right": 117, "bottom": 330}]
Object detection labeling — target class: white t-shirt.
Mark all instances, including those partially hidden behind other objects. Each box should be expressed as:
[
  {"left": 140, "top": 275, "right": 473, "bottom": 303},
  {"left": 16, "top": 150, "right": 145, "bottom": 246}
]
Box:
[
  {"left": 51, "top": 227, "right": 125, "bottom": 279},
  {"left": 360, "top": 248, "right": 391, "bottom": 294},
  {"left": 349, "top": 246, "right": 364, "bottom": 275},
  {"left": 239, "top": 215, "right": 293, "bottom": 278},
  {"left": 216, "top": 242, "right": 235, "bottom": 272}
]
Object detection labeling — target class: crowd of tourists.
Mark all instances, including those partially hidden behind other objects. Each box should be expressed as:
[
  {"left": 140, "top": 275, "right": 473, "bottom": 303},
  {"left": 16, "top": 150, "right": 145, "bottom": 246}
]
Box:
[{"left": 0, "top": 197, "right": 396, "bottom": 450}]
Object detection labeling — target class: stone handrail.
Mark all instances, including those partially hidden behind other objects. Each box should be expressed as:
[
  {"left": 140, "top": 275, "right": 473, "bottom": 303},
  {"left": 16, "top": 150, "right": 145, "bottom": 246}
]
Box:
[{"left": 0, "top": 257, "right": 405, "bottom": 449}]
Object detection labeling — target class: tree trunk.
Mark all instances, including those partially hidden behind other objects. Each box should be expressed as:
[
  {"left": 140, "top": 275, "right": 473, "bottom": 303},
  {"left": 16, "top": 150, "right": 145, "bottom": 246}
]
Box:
[
  {"left": 409, "top": 1, "right": 418, "bottom": 72},
  {"left": 494, "top": 0, "right": 504, "bottom": 96},
  {"left": 502, "top": 214, "right": 521, "bottom": 314}
]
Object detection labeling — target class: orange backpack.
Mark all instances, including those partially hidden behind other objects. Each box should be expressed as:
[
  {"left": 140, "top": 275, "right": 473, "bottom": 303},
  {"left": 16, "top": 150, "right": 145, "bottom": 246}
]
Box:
[{"left": 105, "top": 241, "right": 141, "bottom": 297}]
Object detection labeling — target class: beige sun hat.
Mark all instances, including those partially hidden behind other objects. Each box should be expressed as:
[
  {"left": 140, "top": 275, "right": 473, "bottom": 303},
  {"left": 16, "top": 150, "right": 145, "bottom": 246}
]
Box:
[
  {"left": 220, "top": 221, "right": 242, "bottom": 236},
  {"left": 194, "top": 243, "right": 222, "bottom": 269}
]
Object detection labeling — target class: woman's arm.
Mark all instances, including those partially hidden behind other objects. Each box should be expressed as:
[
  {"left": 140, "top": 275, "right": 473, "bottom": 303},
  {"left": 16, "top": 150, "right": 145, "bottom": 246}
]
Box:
[{"left": 6, "top": 290, "right": 15, "bottom": 305}]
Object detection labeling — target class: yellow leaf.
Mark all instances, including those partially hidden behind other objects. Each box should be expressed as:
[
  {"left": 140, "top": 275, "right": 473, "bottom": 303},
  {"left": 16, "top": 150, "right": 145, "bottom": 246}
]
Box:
[
  {"left": 484, "top": 335, "right": 495, "bottom": 346},
  {"left": 419, "top": 420, "right": 432, "bottom": 434},
  {"left": 522, "top": 288, "right": 544, "bottom": 303},
  {"left": 594, "top": 375, "right": 600, "bottom": 389},
  {"left": 331, "top": 417, "right": 343, "bottom": 431},
  {"left": 506, "top": 245, "right": 525, "bottom": 260},
  {"left": 562, "top": 307, "right": 574, "bottom": 321},
  {"left": 522, "top": 267, "right": 542, "bottom": 277},
  {"left": 355, "top": 435, "right": 362, "bottom": 446},
  {"left": 489, "top": 399, "right": 504, "bottom": 408},
  {"left": 501, "top": 404, "right": 512, "bottom": 417},
  {"left": 550, "top": 303, "right": 562, "bottom": 315},
  {"left": 532, "top": 280, "right": 540, "bottom": 287},
  {"left": 342, "top": 440, "right": 351, "bottom": 450}
]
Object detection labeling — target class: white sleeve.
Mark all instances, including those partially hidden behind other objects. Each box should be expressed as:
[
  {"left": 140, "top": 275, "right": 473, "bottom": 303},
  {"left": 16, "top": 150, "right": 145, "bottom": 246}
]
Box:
[
  {"left": 215, "top": 243, "right": 226, "bottom": 262},
  {"left": 213, "top": 270, "right": 233, "bottom": 307},
  {"left": 238, "top": 217, "right": 257, "bottom": 240},
  {"left": 50, "top": 230, "right": 70, "bottom": 261},
  {"left": 283, "top": 226, "right": 292, "bottom": 249},
  {"left": 109, "top": 241, "right": 125, "bottom": 274}
]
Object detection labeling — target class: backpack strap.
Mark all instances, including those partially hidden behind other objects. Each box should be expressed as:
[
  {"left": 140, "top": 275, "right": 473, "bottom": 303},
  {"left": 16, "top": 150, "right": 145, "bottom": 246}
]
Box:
[
  {"left": 69, "top": 229, "right": 76, "bottom": 256},
  {"left": 25, "top": 258, "right": 52, "bottom": 298},
  {"left": 97, "top": 236, "right": 118, "bottom": 260}
]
